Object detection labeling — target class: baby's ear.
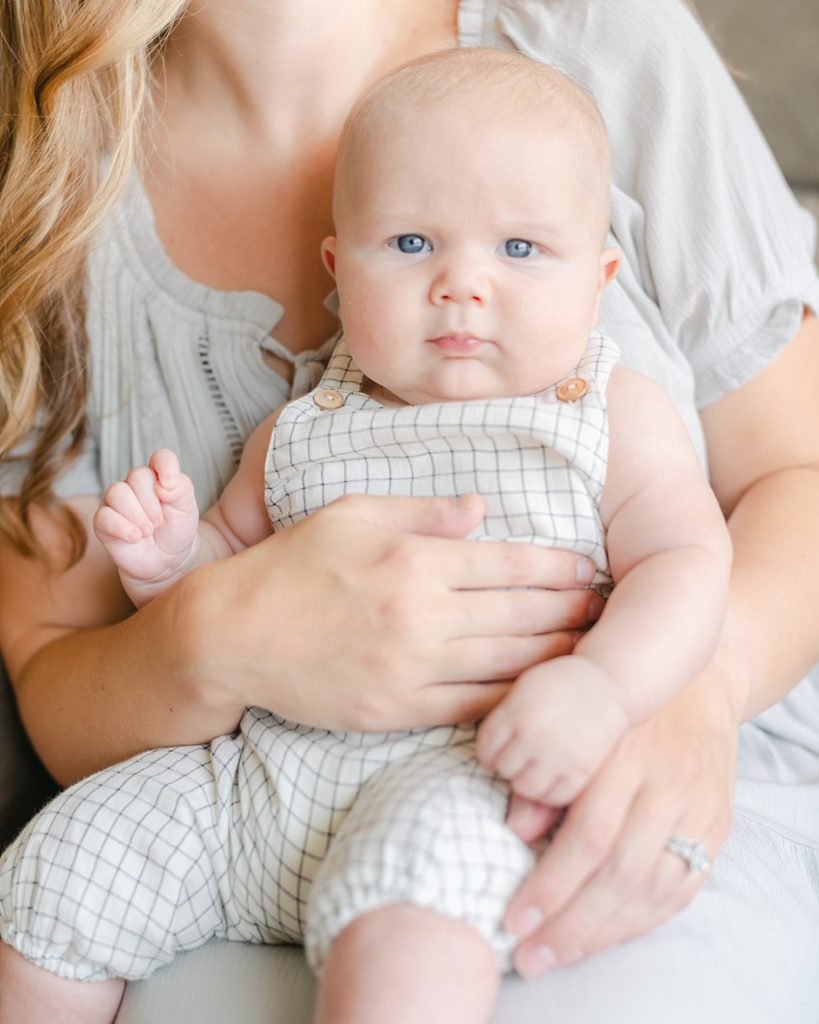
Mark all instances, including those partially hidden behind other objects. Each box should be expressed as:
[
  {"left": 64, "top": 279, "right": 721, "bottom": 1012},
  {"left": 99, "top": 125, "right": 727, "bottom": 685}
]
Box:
[
  {"left": 590, "top": 246, "right": 622, "bottom": 327},
  {"left": 599, "top": 246, "right": 621, "bottom": 289},
  {"left": 321, "top": 237, "right": 337, "bottom": 279}
]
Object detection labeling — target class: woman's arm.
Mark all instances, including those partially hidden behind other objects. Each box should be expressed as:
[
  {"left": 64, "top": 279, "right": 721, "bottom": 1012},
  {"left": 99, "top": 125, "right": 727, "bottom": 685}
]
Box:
[
  {"left": 0, "top": 491, "right": 600, "bottom": 786},
  {"left": 699, "top": 311, "right": 819, "bottom": 717},
  {"left": 0, "top": 497, "right": 242, "bottom": 785},
  {"left": 499, "top": 313, "right": 819, "bottom": 974}
]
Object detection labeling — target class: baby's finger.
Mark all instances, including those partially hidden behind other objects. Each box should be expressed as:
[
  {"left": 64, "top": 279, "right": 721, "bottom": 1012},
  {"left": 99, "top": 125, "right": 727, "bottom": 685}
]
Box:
[
  {"left": 124, "top": 465, "right": 163, "bottom": 525},
  {"left": 149, "top": 448, "right": 181, "bottom": 489},
  {"left": 476, "top": 711, "right": 528, "bottom": 778},
  {"left": 513, "top": 764, "right": 576, "bottom": 806},
  {"left": 493, "top": 744, "right": 534, "bottom": 783},
  {"left": 93, "top": 504, "right": 143, "bottom": 544},
  {"left": 505, "top": 796, "right": 559, "bottom": 843},
  {"left": 475, "top": 712, "right": 514, "bottom": 766},
  {"left": 102, "top": 479, "right": 156, "bottom": 535}
]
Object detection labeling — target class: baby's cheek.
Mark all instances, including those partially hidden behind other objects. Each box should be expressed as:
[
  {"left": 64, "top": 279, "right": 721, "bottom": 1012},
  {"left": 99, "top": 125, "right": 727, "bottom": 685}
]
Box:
[{"left": 346, "top": 329, "right": 402, "bottom": 387}]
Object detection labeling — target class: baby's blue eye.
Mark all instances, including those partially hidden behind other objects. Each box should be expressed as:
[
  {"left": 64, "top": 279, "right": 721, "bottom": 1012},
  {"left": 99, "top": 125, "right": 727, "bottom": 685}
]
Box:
[
  {"left": 392, "top": 234, "right": 430, "bottom": 254},
  {"left": 505, "top": 238, "right": 534, "bottom": 259}
]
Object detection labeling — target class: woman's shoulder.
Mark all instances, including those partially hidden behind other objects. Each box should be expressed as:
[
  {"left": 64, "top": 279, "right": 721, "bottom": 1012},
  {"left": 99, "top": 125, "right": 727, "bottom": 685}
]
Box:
[
  {"left": 498, "top": 0, "right": 701, "bottom": 44},
  {"left": 496, "top": 0, "right": 717, "bottom": 91}
]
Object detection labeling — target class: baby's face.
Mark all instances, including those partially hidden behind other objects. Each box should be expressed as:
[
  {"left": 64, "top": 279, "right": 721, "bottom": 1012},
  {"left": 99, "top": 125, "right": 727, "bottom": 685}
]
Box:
[{"left": 327, "top": 107, "right": 617, "bottom": 405}]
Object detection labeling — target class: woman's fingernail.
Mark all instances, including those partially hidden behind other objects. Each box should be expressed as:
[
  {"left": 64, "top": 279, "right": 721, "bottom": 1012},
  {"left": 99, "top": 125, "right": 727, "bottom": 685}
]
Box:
[
  {"left": 516, "top": 944, "right": 557, "bottom": 978},
  {"left": 576, "top": 559, "right": 595, "bottom": 584},
  {"left": 508, "top": 905, "right": 544, "bottom": 937}
]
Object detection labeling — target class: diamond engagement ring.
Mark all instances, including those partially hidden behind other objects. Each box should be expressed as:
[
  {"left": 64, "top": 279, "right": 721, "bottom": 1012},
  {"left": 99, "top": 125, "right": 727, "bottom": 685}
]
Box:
[{"left": 665, "top": 834, "right": 711, "bottom": 873}]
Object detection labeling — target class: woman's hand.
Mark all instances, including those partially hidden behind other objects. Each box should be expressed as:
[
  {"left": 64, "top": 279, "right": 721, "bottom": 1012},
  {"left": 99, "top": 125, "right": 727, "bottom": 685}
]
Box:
[
  {"left": 182, "top": 492, "right": 602, "bottom": 732},
  {"left": 499, "top": 664, "right": 738, "bottom": 976}
]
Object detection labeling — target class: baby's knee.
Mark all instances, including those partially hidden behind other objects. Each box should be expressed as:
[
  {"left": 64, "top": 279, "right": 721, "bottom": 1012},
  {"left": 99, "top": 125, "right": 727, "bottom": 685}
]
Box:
[{"left": 315, "top": 905, "right": 500, "bottom": 1024}]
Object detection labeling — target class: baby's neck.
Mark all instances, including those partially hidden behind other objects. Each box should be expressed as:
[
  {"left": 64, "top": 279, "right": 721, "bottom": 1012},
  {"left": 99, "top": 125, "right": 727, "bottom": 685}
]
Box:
[{"left": 361, "top": 379, "right": 550, "bottom": 408}]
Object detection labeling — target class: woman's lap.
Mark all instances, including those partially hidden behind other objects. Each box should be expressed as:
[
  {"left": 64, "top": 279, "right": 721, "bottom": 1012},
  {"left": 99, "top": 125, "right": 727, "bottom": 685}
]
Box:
[{"left": 117, "top": 813, "right": 819, "bottom": 1024}]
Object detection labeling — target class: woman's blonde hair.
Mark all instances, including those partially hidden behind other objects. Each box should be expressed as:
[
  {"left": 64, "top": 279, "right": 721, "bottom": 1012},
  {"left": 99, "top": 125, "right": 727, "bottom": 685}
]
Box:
[{"left": 0, "top": 0, "right": 186, "bottom": 563}]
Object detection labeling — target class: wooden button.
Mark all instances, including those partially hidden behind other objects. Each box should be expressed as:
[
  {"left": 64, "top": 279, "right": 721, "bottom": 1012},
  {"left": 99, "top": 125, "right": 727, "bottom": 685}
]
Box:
[
  {"left": 313, "top": 388, "right": 345, "bottom": 410},
  {"left": 556, "top": 377, "right": 588, "bottom": 403}
]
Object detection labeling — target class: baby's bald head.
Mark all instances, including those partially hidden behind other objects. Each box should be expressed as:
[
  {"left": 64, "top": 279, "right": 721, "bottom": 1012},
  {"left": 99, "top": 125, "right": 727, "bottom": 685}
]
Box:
[{"left": 333, "top": 47, "right": 611, "bottom": 241}]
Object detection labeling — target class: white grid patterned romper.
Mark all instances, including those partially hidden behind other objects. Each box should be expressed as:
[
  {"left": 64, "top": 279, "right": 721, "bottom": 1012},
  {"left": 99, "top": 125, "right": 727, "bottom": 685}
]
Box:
[{"left": 0, "top": 332, "right": 616, "bottom": 982}]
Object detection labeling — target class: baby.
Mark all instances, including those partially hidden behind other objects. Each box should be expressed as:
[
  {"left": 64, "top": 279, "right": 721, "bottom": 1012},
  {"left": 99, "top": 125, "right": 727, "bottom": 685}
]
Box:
[{"left": 0, "top": 49, "right": 731, "bottom": 1024}]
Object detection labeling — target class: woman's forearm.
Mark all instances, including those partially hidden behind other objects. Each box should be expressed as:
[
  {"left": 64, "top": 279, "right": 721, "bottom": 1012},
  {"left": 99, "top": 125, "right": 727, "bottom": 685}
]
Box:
[
  {"left": 14, "top": 574, "right": 246, "bottom": 786},
  {"left": 714, "top": 465, "right": 819, "bottom": 723},
  {"left": 700, "top": 314, "right": 819, "bottom": 723}
]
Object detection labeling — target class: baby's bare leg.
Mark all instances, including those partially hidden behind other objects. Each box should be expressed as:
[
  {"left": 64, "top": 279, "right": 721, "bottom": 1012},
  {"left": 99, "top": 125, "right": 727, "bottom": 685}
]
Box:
[
  {"left": 0, "top": 944, "right": 124, "bottom": 1024},
  {"left": 314, "top": 904, "right": 500, "bottom": 1024}
]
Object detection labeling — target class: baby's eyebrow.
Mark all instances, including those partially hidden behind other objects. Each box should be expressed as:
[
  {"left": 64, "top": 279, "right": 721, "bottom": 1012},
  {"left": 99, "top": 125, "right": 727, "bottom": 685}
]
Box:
[{"left": 500, "top": 220, "right": 563, "bottom": 237}]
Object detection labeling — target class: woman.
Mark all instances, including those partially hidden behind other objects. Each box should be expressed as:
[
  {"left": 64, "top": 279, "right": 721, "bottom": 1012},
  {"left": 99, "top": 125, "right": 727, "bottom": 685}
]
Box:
[{"left": 0, "top": 1, "right": 817, "bottom": 1021}]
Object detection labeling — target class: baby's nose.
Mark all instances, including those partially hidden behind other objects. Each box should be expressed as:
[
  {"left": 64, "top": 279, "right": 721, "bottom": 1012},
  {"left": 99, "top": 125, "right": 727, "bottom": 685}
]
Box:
[{"left": 429, "top": 260, "right": 490, "bottom": 305}]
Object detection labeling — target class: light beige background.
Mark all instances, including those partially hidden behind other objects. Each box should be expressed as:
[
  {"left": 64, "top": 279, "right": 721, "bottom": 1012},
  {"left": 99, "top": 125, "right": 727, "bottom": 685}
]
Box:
[{"left": 698, "top": 0, "right": 819, "bottom": 252}]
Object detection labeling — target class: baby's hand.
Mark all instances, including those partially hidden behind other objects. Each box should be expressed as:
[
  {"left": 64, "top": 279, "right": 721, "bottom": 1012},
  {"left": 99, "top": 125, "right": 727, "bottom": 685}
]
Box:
[
  {"left": 476, "top": 656, "right": 631, "bottom": 807},
  {"left": 93, "top": 448, "right": 199, "bottom": 585}
]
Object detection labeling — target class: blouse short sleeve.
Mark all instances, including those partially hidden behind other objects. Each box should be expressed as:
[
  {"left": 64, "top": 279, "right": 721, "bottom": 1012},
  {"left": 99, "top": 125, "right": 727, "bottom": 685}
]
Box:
[{"left": 491, "top": 0, "right": 819, "bottom": 407}]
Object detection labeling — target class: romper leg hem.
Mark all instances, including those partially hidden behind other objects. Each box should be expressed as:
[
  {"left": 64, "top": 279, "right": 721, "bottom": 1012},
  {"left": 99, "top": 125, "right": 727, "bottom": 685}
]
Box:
[{"left": 1, "top": 924, "right": 115, "bottom": 982}]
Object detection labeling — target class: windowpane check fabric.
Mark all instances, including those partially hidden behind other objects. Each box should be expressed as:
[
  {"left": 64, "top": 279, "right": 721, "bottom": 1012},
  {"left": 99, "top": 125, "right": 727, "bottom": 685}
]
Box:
[{"left": 266, "top": 333, "right": 616, "bottom": 590}]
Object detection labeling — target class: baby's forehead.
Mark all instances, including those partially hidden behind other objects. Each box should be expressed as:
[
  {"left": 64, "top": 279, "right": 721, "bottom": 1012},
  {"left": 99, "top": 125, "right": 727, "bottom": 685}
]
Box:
[
  {"left": 384, "top": 93, "right": 592, "bottom": 155},
  {"left": 337, "top": 50, "right": 608, "bottom": 183}
]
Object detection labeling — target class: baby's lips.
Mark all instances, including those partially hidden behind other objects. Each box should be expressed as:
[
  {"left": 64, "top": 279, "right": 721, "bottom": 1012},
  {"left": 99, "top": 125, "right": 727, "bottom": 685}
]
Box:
[{"left": 426, "top": 332, "right": 489, "bottom": 353}]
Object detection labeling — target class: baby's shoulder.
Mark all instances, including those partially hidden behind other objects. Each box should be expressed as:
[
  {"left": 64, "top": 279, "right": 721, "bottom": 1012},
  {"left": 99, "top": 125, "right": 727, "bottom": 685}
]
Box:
[
  {"left": 606, "top": 364, "right": 672, "bottom": 413},
  {"left": 605, "top": 365, "right": 697, "bottom": 463}
]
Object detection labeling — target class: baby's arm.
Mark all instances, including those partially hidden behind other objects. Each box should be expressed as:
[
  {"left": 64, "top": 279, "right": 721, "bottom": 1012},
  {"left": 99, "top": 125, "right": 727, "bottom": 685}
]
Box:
[
  {"left": 478, "top": 367, "right": 732, "bottom": 805},
  {"left": 576, "top": 366, "right": 732, "bottom": 711},
  {"left": 94, "top": 410, "right": 280, "bottom": 608}
]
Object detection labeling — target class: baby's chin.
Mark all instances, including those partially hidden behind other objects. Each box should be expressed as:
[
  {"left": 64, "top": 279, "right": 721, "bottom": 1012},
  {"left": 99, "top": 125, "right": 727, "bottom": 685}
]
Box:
[{"left": 384, "top": 374, "right": 537, "bottom": 406}]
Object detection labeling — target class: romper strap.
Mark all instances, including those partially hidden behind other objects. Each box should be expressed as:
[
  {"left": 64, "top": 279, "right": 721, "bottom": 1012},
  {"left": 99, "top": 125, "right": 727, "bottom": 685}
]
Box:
[
  {"left": 315, "top": 337, "right": 366, "bottom": 395},
  {"left": 573, "top": 330, "right": 620, "bottom": 389}
]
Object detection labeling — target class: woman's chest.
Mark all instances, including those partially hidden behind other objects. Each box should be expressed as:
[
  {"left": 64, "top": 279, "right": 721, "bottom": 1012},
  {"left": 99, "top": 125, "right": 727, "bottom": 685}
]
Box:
[{"left": 145, "top": 159, "right": 340, "bottom": 356}]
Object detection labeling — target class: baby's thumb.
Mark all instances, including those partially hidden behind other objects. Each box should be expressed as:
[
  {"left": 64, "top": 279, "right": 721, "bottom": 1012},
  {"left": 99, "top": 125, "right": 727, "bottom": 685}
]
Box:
[{"left": 150, "top": 448, "right": 181, "bottom": 487}]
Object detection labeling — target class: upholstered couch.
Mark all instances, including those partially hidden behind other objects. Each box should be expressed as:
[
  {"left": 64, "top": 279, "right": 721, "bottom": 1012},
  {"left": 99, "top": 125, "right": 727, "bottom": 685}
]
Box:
[{"left": 0, "top": 0, "right": 816, "bottom": 1018}]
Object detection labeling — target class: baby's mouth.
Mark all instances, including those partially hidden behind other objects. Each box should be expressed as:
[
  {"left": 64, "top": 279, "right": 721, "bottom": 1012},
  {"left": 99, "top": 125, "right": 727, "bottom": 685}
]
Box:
[{"left": 426, "top": 332, "right": 489, "bottom": 354}]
